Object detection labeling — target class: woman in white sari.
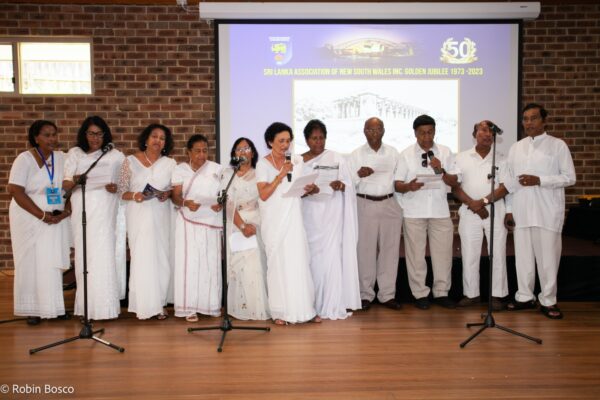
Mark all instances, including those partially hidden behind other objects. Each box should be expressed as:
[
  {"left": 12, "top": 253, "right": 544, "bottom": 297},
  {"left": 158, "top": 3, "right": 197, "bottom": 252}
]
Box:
[
  {"left": 256, "top": 122, "right": 320, "bottom": 325},
  {"left": 63, "top": 116, "right": 125, "bottom": 321},
  {"left": 8, "top": 120, "right": 72, "bottom": 325},
  {"left": 224, "top": 137, "right": 270, "bottom": 321},
  {"left": 119, "top": 124, "right": 176, "bottom": 320},
  {"left": 301, "top": 120, "right": 361, "bottom": 320},
  {"left": 171, "top": 134, "right": 223, "bottom": 322}
]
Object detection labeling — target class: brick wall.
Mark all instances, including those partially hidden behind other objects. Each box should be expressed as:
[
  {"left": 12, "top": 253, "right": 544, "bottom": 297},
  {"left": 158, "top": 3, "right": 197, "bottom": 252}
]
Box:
[{"left": 0, "top": 2, "right": 598, "bottom": 269}]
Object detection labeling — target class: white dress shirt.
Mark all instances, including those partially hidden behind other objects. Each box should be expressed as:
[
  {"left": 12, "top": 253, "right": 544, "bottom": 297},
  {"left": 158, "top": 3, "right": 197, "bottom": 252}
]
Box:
[
  {"left": 395, "top": 143, "right": 456, "bottom": 218},
  {"left": 504, "top": 132, "right": 576, "bottom": 233},
  {"left": 348, "top": 143, "right": 399, "bottom": 196},
  {"left": 454, "top": 146, "right": 507, "bottom": 216}
]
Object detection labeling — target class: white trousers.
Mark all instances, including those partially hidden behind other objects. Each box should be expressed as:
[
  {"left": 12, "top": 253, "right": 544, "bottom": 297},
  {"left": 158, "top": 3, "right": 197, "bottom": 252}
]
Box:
[
  {"left": 458, "top": 209, "right": 508, "bottom": 298},
  {"left": 403, "top": 217, "right": 453, "bottom": 299},
  {"left": 514, "top": 227, "right": 561, "bottom": 307}
]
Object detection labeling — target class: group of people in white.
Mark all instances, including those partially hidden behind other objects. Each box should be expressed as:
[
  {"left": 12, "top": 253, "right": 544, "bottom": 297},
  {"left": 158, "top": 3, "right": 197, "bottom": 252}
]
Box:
[{"left": 7, "top": 102, "right": 575, "bottom": 327}]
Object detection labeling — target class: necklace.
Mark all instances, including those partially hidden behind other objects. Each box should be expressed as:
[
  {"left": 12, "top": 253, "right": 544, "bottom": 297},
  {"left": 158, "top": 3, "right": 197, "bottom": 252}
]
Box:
[
  {"left": 269, "top": 153, "right": 284, "bottom": 170},
  {"left": 143, "top": 151, "right": 158, "bottom": 167}
]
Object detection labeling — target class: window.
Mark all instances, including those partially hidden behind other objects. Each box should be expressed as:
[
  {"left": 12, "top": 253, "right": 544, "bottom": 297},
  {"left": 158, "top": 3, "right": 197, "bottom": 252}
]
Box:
[
  {"left": 0, "top": 44, "right": 14, "bottom": 92},
  {"left": 0, "top": 38, "right": 93, "bottom": 95}
]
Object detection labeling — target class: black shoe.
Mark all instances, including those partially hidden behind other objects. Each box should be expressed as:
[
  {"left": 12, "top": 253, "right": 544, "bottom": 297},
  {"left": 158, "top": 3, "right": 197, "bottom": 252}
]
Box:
[
  {"left": 457, "top": 296, "right": 480, "bottom": 307},
  {"left": 26, "top": 316, "right": 41, "bottom": 326},
  {"left": 56, "top": 312, "right": 72, "bottom": 320},
  {"left": 491, "top": 297, "right": 505, "bottom": 311},
  {"left": 433, "top": 296, "right": 456, "bottom": 309},
  {"left": 361, "top": 299, "right": 372, "bottom": 311},
  {"left": 507, "top": 299, "right": 537, "bottom": 311},
  {"left": 414, "top": 297, "right": 430, "bottom": 310},
  {"left": 381, "top": 299, "right": 402, "bottom": 310}
]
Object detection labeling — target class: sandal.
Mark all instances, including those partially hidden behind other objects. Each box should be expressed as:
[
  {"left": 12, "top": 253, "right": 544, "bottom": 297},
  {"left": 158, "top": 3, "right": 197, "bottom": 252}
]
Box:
[
  {"left": 506, "top": 300, "right": 537, "bottom": 311},
  {"left": 185, "top": 314, "right": 199, "bottom": 323},
  {"left": 540, "top": 305, "right": 563, "bottom": 320},
  {"left": 155, "top": 309, "right": 169, "bottom": 320},
  {"left": 311, "top": 316, "right": 322, "bottom": 323},
  {"left": 274, "top": 319, "right": 288, "bottom": 326}
]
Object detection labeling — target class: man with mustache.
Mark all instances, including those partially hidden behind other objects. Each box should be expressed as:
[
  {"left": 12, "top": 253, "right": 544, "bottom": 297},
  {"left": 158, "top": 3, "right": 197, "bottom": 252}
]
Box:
[{"left": 504, "top": 103, "right": 576, "bottom": 319}]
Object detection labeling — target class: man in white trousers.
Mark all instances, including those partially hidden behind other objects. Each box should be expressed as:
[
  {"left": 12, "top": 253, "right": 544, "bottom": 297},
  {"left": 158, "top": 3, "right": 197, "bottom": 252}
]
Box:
[
  {"left": 395, "top": 115, "right": 459, "bottom": 310},
  {"left": 504, "top": 103, "right": 576, "bottom": 319},
  {"left": 452, "top": 121, "right": 509, "bottom": 311}
]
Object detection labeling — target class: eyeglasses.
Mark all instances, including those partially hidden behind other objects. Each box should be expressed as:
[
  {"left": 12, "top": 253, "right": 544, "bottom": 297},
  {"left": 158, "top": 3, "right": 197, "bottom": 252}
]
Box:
[
  {"left": 421, "top": 152, "right": 428, "bottom": 168},
  {"left": 86, "top": 130, "right": 104, "bottom": 138},
  {"left": 364, "top": 128, "right": 383, "bottom": 134},
  {"left": 235, "top": 146, "right": 252, "bottom": 153}
]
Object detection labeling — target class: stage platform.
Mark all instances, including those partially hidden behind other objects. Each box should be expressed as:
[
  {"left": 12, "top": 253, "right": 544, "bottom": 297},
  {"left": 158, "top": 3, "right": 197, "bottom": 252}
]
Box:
[{"left": 395, "top": 234, "right": 600, "bottom": 303}]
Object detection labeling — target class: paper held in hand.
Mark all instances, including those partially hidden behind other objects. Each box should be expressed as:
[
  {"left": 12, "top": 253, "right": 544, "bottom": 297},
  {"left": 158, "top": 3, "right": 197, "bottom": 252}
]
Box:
[
  {"left": 142, "top": 183, "right": 170, "bottom": 200},
  {"left": 229, "top": 231, "right": 258, "bottom": 253},
  {"left": 282, "top": 172, "right": 318, "bottom": 198},
  {"left": 416, "top": 174, "right": 443, "bottom": 190},
  {"left": 313, "top": 164, "right": 339, "bottom": 197}
]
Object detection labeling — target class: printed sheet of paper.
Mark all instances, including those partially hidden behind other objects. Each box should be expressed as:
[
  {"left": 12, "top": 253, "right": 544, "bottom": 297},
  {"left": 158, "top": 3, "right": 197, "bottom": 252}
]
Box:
[
  {"left": 189, "top": 195, "right": 220, "bottom": 218},
  {"left": 282, "top": 172, "right": 318, "bottom": 198},
  {"left": 416, "top": 174, "right": 443, "bottom": 190},
  {"left": 313, "top": 165, "right": 339, "bottom": 197},
  {"left": 229, "top": 231, "right": 258, "bottom": 253}
]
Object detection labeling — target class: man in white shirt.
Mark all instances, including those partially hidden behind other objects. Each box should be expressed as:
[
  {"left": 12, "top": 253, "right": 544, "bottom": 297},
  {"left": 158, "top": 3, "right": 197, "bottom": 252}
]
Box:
[
  {"left": 452, "top": 121, "right": 509, "bottom": 311},
  {"left": 348, "top": 117, "right": 403, "bottom": 311},
  {"left": 395, "top": 115, "right": 458, "bottom": 310},
  {"left": 504, "top": 103, "right": 576, "bottom": 319}
]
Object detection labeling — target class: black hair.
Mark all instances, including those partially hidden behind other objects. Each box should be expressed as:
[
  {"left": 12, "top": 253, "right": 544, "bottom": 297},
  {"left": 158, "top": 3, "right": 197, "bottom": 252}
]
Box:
[
  {"left": 28, "top": 120, "right": 57, "bottom": 147},
  {"left": 230, "top": 137, "right": 259, "bottom": 168},
  {"left": 472, "top": 120, "right": 496, "bottom": 137},
  {"left": 76, "top": 116, "right": 113, "bottom": 152},
  {"left": 137, "top": 123, "right": 174, "bottom": 156},
  {"left": 186, "top": 134, "right": 208, "bottom": 150},
  {"left": 413, "top": 115, "right": 436, "bottom": 130},
  {"left": 522, "top": 103, "right": 548, "bottom": 120},
  {"left": 264, "top": 122, "right": 293, "bottom": 149},
  {"left": 303, "top": 119, "right": 327, "bottom": 142}
]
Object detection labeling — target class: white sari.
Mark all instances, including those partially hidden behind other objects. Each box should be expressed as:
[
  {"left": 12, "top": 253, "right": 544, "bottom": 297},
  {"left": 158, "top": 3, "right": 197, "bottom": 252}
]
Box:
[
  {"left": 120, "top": 155, "right": 176, "bottom": 319},
  {"left": 173, "top": 161, "right": 223, "bottom": 317},
  {"left": 64, "top": 147, "right": 125, "bottom": 320},
  {"left": 224, "top": 167, "right": 270, "bottom": 321},
  {"left": 9, "top": 150, "right": 71, "bottom": 318},
  {"left": 256, "top": 156, "right": 316, "bottom": 323},
  {"left": 302, "top": 150, "right": 361, "bottom": 319}
]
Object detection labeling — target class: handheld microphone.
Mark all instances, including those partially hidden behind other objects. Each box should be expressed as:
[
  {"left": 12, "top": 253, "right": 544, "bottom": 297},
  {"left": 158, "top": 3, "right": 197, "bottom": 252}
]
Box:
[
  {"left": 427, "top": 150, "right": 443, "bottom": 175},
  {"left": 285, "top": 151, "right": 292, "bottom": 182},
  {"left": 102, "top": 142, "right": 115, "bottom": 153},
  {"left": 489, "top": 123, "right": 503, "bottom": 135}
]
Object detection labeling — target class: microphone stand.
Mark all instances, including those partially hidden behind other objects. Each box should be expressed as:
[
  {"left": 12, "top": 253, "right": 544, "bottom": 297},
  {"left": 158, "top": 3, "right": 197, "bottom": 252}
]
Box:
[
  {"left": 460, "top": 128, "right": 542, "bottom": 348},
  {"left": 188, "top": 162, "right": 270, "bottom": 352},
  {"left": 30, "top": 148, "right": 124, "bottom": 354}
]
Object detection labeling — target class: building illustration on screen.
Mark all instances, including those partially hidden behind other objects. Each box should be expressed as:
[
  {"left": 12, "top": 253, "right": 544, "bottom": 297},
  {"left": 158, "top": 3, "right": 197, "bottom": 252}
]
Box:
[{"left": 324, "top": 38, "right": 414, "bottom": 59}]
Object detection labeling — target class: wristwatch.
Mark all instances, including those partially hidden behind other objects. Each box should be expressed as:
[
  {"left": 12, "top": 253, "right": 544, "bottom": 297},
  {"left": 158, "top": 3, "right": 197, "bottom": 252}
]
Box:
[{"left": 482, "top": 197, "right": 489, "bottom": 205}]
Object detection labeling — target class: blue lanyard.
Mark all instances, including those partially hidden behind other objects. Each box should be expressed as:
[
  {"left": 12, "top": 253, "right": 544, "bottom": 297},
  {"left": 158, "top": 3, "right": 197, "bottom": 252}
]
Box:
[{"left": 35, "top": 147, "right": 55, "bottom": 187}]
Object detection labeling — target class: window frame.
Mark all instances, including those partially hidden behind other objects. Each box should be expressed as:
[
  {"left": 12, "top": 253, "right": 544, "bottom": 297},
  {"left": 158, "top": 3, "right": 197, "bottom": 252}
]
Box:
[{"left": 0, "top": 36, "right": 94, "bottom": 96}]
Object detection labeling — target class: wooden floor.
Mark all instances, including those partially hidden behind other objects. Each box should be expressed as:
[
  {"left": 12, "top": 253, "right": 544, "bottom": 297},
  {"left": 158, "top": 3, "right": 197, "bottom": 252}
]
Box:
[{"left": 1, "top": 273, "right": 600, "bottom": 399}]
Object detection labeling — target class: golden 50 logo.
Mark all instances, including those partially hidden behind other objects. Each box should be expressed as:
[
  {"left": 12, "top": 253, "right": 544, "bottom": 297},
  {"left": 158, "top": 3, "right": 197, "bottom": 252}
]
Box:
[{"left": 440, "top": 38, "right": 478, "bottom": 64}]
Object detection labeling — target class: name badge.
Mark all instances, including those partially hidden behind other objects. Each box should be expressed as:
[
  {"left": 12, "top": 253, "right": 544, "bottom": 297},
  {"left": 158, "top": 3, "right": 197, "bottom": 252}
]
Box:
[{"left": 46, "top": 187, "right": 62, "bottom": 205}]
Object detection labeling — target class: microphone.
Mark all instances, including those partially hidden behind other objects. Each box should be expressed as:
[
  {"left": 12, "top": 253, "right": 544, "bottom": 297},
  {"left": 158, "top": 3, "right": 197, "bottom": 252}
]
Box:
[
  {"left": 285, "top": 151, "right": 292, "bottom": 182},
  {"left": 231, "top": 156, "right": 247, "bottom": 165},
  {"left": 102, "top": 142, "right": 115, "bottom": 153},
  {"left": 427, "top": 150, "right": 443, "bottom": 175},
  {"left": 489, "top": 123, "right": 503, "bottom": 135}
]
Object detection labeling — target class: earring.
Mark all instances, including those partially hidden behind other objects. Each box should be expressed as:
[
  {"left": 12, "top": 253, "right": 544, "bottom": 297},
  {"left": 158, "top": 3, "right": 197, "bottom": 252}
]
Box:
[{"left": 161, "top": 148, "right": 167, "bottom": 155}]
